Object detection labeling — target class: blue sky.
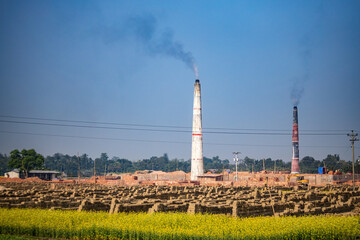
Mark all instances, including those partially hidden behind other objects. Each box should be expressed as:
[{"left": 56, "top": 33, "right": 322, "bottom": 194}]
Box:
[{"left": 0, "top": 0, "right": 359, "bottom": 163}]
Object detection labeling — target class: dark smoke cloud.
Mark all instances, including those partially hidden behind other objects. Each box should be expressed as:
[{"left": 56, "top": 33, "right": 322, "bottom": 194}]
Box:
[
  {"left": 99, "top": 14, "right": 198, "bottom": 78},
  {"left": 291, "top": 34, "right": 312, "bottom": 106},
  {"left": 291, "top": 78, "right": 305, "bottom": 106},
  {"left": 290, "top": 0, "right": 325, "bottom": 106}
]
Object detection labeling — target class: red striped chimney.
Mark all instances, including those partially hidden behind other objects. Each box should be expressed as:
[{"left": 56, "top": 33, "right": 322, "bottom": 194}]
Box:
[{"left": 291, "top": 106, "right": 300, "bottom": 173}]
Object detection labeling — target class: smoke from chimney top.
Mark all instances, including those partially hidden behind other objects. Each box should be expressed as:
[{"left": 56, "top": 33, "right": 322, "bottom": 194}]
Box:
[
  {"left": 290, "top": 34, "right": 312, "bottom": 106},
  {"left": 291, "top": 78, "right": 305, "bottom": 106},
  {"left": 99, "top": 14, "right": 199, "bottom": 78},
  {"left": 194, "top": 64, "right": 199, "bottom": 79}
]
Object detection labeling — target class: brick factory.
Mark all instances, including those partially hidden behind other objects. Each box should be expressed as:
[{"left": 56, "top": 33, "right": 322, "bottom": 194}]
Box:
[
  {"left": 2, "top": 79, "right": 359, "bottom": 188},
  {"left": 85, "top": 79, "right": 359, "bottom": 188}
]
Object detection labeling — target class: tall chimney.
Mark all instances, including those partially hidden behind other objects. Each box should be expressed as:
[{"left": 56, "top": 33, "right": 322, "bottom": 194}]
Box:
[
  {"left": 191, "top": 79, "right": 204, "bottom": 180},
  {"left": 291, "top": 106, "right": 300, "bottom": 173}
]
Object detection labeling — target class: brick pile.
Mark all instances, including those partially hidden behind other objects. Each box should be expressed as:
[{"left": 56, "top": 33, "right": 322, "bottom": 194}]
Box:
[{"left": 1, "top": 182, "right": 360, "bottom": 217}]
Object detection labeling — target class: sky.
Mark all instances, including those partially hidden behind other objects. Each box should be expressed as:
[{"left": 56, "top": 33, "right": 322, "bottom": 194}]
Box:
[{"left": 0, "top": 0, "right": 359, "bottom": 163}]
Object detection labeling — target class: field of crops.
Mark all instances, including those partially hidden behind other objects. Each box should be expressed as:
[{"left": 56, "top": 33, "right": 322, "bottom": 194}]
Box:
[{"left": 0, "top": 208, "right": 359, "bottom": 239}]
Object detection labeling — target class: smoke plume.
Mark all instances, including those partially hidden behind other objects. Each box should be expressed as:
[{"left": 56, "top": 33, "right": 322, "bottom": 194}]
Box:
[
  {"left": 291, "top": 34, "right": 311, "bottom": 106},
  {"left": 291, "top": 78, "right": 305, "bottom": 106},
  {"left": 101, "top": 14, "right": 198, "bottom": 78}
]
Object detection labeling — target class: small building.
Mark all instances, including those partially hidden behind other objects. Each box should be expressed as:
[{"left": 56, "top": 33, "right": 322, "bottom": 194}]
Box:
[
  {"left": 28, "top": 170, "right": 60, "bottom": 181},
  {"left": 197, "top": 174, "right": 224, "bottom": 182},
  {"left": 4, "top": 169, "right": 20, "bottom": 178}
]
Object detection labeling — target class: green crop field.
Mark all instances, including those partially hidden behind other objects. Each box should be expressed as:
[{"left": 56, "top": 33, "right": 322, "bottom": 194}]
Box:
[
  {"left": 0, "top": 208, "right": 359, "bottom": 239},
  {"left": 0, "top": 235, "right": 34, "bottom": 240}
]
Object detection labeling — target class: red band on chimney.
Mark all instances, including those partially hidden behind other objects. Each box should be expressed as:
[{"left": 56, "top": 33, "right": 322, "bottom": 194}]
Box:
[{"left": 292, "top": 123, "right": 299, "bottom": 142}]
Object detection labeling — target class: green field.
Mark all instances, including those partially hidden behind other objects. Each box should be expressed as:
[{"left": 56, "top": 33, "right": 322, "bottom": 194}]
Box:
[
  {"left": 0, "top": 235, "right": 31, "bottom": 240},
  {"left": 0, "top": 208, "right": 359, "bottom": 239}
]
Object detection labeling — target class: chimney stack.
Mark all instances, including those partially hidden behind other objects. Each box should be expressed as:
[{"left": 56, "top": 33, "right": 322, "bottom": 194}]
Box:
[
  {"left": 191, "top": 79, "right": 204, "bottom": 180},
  {"left": 291, "top": 106, "right": 300, "bottom": 173}
]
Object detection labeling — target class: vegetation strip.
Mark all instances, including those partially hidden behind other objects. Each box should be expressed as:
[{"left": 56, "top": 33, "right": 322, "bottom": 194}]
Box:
[
  {"left": 0, "top": 235, "right": 34, "bottom": 240},
  {"left": 1, "top": 149, "right": 354, "bottom": 178},
  {"left": 1, "top": 208, "right": 360, "bottom": 239}
]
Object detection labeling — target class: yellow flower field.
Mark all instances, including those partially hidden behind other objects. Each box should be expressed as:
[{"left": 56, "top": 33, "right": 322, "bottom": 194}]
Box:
[{"left": 0, "top": 208, "right": 359, "bottom": 239}]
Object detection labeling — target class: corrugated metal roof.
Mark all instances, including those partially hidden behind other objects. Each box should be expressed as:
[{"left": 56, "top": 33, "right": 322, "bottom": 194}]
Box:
[
  {"left": 197, "top": 174, "right": 223, "bottom": 178},
  {"left": 29, "top": 170, "right": 59, "bottom": 174}
]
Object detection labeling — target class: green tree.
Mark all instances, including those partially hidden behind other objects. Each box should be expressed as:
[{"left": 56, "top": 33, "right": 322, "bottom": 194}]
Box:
[
  {"left": 0, "top": 153, "right": 10, "bottom": 176},
  {"left": 203, "top": 156, "right": 232, "bottom": 173},
  {"left": 299, "top": 156, "right": 321, "bottom": 173},
  {"left": 95, "top": 153, "right": 109, "bottom": 176},
  {"left": 8, "top": 149, "right": 44, "bottom": 177},
  {"left": 107, "top": 157, "right": 134, "bottom": 173},
  {"left": 44, "top": 153, "right": 93, "bottom": 177},
  {"left": 244, "top": 157, "right": 255, "bottom": 172},
  {"left": 322, "top": 154, "right": 340, "bottom": 171},
  {"left": 321, "top": 154, "right": 352, "bottom": 173}
]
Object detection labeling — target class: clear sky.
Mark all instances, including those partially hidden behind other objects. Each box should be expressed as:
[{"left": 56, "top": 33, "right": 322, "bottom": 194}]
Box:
[{"left": 0, "top": 0, "right": 359, "bottom": 163}]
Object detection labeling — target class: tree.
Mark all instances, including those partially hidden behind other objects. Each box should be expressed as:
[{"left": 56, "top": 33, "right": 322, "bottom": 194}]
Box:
[
  {"left": 321, "top": 154, "right": 352, "bottom": 173},
  {"left": 203, "top": 156, "right": 232, "bottom": 173},
  {"left": 299, "top": 156, "right": 321, "bottom": 173},
  {"left": 94, "top": 153, "right": 109, "bottom": 176},
  {"left": 244, "top": 157, "right": 255, "bottom": 172},
  {"left": 0, "top": 153, "right": 10, "bottom": 176},
  {"left": 322, "top": 154, "right": 342, "bottom": 172},
  {"left": 44, "top": 153, "right": 93, "bottom": 177},
  {"left": 107, "top": 157, "right": 134, "bottom": 173},
  {"left": 8, "top": 149, "right": 44, "bottom": 177}
]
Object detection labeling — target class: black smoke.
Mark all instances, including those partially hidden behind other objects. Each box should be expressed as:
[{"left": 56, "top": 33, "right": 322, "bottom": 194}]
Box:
[
  {"left": 291, "top": 34, "right": 312, "bottom": 106},
  {"left": 99, "top": 14, "right": 198, "bottom": 78}
]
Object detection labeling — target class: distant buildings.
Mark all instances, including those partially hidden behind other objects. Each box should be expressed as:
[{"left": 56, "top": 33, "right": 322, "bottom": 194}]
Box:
[{"left": 4, "top": 169, "right": 60, "bottom": 181}]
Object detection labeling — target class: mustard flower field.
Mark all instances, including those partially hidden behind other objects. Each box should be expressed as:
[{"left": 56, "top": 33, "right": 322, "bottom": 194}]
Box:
[{"left": 0, "top": 208, "right": 359, "bottom": 239}]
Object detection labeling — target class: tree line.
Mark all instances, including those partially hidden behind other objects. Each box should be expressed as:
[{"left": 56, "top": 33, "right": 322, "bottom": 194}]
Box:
[{"left": 0, "top": 149, "right": 358, "bottom": 177}]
